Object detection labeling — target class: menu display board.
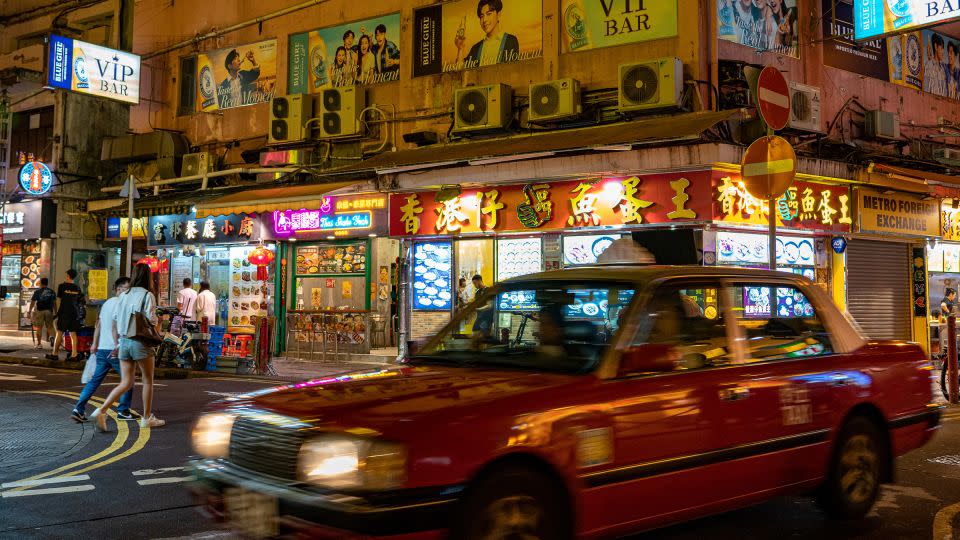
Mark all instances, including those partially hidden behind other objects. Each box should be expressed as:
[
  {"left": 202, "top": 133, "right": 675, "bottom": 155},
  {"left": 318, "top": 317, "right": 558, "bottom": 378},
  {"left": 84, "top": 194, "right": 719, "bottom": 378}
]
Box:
[
  {"left": 227, "top": 246, "right": 272, "bottom": 331},
  {"left": 295, "top": 242, "right": 367, "bottom": 274},
  {"left": 562, "top": 234, "right": 621, "bottom": 266},
  {"left": 18, "top": 241, "right": 50, "bottom": 329},
  {"left": 171, "top": 257, "right": 194, "bottom": 299},
  {"left": 496, "top": 238, "right": 543, "bottom": 281},
  {"left": 413, "top": 242, "right": 452, "bottom": 311},
  {"left": 716, "top": 232, "right": 815, "bottom": 267}
]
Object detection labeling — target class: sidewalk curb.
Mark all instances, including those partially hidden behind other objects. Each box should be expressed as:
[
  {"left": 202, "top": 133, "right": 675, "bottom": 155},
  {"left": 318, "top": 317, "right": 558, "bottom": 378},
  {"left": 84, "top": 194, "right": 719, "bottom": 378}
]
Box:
[{"left": 0, "top": 355, "right": 288, "bottom": 381}]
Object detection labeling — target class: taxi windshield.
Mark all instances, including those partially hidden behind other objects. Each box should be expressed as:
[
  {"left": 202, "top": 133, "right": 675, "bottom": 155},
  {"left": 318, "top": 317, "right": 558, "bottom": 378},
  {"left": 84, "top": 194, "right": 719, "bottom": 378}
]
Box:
[{"left": 412, "top": 281, "right": 637, "bottom": 373}]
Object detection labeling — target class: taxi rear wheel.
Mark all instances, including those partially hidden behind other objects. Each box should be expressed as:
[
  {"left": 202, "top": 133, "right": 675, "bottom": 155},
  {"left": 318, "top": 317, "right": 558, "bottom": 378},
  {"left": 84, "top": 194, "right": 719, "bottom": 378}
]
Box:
[
  {"left": 817, "top": 416, "right": 884, "bottom": 520},
  {"left": 456, "top": 465, "right": 572, "bottom": 540}
]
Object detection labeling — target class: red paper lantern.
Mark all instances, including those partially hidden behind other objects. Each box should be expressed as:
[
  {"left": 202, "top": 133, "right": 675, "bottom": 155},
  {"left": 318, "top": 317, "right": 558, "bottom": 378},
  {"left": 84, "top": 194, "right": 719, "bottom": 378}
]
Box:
[
  {"left": 247, "top": 245, "right": 275, "bottom": 281},
  {"left": 138, "top": 255, "right": 161, "bottom": 273}
]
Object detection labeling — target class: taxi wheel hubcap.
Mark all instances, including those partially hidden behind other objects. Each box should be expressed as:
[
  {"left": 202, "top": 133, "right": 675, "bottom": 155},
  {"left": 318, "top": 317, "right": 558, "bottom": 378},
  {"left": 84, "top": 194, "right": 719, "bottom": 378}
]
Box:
[
  {"left": 839, "top": 433, "right": 878, "bottom": 505},
  {"left": 482, "top": 495, "right": 542, "bottom": 540}
]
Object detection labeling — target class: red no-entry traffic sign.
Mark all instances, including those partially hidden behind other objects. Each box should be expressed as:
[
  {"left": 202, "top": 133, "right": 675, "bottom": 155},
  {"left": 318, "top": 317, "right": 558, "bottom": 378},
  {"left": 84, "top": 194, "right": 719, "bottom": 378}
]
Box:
[
  {"left": 757, "top": 66, "right": 791, "bottom": 131},
  {"left": 740, "top": 135, "right": 796, "bottom": 200}
]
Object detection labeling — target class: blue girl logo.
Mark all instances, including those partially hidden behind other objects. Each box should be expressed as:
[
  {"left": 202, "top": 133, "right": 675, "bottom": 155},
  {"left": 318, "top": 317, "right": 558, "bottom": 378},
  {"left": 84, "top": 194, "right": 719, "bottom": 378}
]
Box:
[{"left": 74, "top": 55, "right": 89, "bottom": 89}]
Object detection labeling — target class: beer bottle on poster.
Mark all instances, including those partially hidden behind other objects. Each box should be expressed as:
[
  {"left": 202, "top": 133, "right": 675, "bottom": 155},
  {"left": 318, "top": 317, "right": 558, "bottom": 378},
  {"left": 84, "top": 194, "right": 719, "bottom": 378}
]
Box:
[
  {"left": 562, "top": 0, "right": 591, "bottom": 51},
  {"left": 197, "top": 54, "right": 219, "bottom": 112}
]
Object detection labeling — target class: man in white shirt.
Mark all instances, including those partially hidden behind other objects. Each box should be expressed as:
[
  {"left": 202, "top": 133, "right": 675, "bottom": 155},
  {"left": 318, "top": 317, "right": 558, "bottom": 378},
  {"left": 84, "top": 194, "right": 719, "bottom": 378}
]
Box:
[
  {"left": 70, "top": 277, "right": 138, "bottom": 423},
  {"left": 196, "top": 280, "right": 218, "bottom": 325},
  {"left": 177, "top": 278, "right": 198, "bottom": 321}
]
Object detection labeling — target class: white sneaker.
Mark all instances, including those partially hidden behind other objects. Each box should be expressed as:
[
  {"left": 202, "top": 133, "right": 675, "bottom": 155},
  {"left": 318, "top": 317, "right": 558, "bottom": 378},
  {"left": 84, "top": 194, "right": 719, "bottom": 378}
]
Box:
[
  {"left": 140, "top": 414, "right": 165, "bottom": 428},
  {"left": 89, "top": 408, "right": 108, "bottom": 433}
]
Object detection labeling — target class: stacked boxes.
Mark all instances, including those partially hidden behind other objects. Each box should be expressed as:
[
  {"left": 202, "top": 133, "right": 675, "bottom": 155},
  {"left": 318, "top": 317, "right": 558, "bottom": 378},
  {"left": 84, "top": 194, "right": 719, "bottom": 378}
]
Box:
[{"left": 205, "top": 326, "right": 226, "bottom": 371}]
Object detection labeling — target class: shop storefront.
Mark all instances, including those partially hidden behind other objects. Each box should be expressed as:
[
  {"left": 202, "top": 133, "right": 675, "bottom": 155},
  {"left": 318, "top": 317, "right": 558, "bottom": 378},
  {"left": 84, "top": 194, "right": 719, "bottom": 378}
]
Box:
[
  {"left": 145, "top": 211, "right": 275, "bottom": 335},
  {"left": 925, "top": 199, "right": 960, "bottom": 353},
  {"left": 260, "top": 191, "right": 398, "bottom": 353},
  {"left": 0, "top": 200, "right": 56, "bottom": 329},
  {"left": 851, "top": 188, "right": 938, "bottom": 343},
  {"left": 389, "top": 172, "right": 715, "bottom": 340}
]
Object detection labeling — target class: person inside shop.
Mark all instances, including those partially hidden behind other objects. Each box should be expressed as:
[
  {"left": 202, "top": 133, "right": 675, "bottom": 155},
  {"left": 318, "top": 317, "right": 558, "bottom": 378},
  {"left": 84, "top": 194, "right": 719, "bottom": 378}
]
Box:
[
  {"left": 28, "top": 277, "right": 57, "bottom": 350},
  {"left": 941, "top": 287, "right": 958, "bottom": 323},
  {"left": 51, "top": 269, "right": 83, "bottom": 361},
  {"left": 70, "top": 277, "right": 137, "bottom": 424},
  {"left": 457, "top": 277, "right": 471, "bottom": 309},
  {"left": 195, "top": 281, "right": 218, "bottom": 325},
  {"left": 90, "top": 263, "right": 164, "bottom": 431},
  {"left": 472, "top": 274, "right": 495, "bottom": 338},
  {"left": 177, "top": 278, "right": 198, "bottom": 321}
]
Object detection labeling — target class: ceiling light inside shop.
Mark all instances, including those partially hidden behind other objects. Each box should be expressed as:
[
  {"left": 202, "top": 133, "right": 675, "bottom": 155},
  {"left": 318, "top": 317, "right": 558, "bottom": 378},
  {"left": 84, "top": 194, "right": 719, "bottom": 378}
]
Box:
[
  {"left": 326, "top": 236, "right": 335, "bottom": 240},
  {"left": 368, "top": 233, "right": 377, "bottom": 237}
]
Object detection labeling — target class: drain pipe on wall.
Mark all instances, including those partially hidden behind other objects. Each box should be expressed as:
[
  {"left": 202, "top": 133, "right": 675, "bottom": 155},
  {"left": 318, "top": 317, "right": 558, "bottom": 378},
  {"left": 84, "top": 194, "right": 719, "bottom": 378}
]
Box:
[{"left": 141, "top": 0, "right": 332, "bottom": 60}]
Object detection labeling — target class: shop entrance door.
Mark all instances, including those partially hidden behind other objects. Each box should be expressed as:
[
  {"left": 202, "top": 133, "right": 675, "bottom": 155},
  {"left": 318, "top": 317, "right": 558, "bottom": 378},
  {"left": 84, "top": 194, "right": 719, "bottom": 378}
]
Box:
[{"left": 846, "top": 239, "right": 911, "bottom": 340}]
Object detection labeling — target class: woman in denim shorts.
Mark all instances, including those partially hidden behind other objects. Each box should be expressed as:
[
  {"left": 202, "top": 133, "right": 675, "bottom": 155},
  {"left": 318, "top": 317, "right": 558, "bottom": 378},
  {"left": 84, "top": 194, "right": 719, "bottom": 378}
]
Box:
[{"left": 90, "top": 263, "right": 165, "bottom": 431}]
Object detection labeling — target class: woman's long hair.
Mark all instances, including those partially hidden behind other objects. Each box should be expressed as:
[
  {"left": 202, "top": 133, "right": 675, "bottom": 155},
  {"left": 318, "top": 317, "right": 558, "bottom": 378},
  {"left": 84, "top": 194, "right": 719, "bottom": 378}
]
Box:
[{"left": 130, "top": 263, "right": 154, "bottom": 293}]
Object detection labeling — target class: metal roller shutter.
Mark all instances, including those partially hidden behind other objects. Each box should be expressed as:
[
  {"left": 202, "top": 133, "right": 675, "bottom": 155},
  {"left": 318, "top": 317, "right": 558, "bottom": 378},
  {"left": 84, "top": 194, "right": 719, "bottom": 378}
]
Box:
[{"left": 846, "top": 239, "right": 911, "bottom": 340}]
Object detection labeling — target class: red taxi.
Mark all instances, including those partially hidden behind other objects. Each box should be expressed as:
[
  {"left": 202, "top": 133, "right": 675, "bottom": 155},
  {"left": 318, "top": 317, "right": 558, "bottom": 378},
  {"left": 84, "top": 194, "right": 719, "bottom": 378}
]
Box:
[{"left": 188, "top": 266, "right": 941, "bottom": 539}]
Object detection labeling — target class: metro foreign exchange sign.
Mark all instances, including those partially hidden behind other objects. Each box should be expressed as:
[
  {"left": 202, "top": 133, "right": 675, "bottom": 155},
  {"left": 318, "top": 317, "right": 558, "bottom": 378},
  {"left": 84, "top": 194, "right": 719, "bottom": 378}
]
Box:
[{"left": 47, "top": 34, "right": 141, "bottom": 105}]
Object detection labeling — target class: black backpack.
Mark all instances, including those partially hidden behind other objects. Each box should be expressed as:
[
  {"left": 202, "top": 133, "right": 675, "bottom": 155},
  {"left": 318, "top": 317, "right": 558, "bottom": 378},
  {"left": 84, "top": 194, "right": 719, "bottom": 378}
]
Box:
[
  {"left": 36, "top": 288, "right": 56, "bottom": 310},
  {"left": 75, "top": 293, "right": 87, "bottom": 324}
]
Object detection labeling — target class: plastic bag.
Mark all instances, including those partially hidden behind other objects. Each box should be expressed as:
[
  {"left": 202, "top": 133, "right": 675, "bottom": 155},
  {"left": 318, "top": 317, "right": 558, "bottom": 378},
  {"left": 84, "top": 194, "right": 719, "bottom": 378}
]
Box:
[{"left": 81, "top": 356, "right": 97, "bottom": 384}]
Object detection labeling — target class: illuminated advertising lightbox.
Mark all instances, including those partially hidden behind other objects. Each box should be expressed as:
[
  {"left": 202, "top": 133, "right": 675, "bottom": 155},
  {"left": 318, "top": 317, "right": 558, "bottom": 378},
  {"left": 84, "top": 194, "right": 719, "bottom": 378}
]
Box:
[
  {"left": 854, "top": 0, "right": 960, "bottom": 40},
  {"left": 47, "top": 34, "right": 141, "bottom": 104}
]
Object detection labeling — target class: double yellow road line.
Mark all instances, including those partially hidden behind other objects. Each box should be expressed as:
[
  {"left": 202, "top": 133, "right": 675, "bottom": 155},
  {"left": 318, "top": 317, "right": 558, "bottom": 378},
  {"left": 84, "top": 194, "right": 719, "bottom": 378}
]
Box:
[{"left": 2, "top": 390, "right": 152, "bottom": 495}]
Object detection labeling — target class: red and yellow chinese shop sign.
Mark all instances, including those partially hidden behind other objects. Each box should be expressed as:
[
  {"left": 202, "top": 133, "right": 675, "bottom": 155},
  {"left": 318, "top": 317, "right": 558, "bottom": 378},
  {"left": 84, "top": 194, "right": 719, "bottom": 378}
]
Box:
[
  {"left": 714, "top": 172, "right": 853, "bottom": 232},
  {"left": 389, "top": 172, "right": 713, "bottom": 236}
]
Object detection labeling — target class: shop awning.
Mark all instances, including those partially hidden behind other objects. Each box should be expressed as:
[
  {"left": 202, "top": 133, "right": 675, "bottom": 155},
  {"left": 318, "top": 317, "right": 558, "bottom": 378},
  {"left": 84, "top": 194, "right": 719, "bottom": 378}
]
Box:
[
  {"left": 329, "top": 109, "right": 738, "bottom": 175},
  {"left": 194, "top": 181, "right": 358, "bottom": 218},
  {"left": 870, "top": 163, "right": 960, "bottom": 198}
]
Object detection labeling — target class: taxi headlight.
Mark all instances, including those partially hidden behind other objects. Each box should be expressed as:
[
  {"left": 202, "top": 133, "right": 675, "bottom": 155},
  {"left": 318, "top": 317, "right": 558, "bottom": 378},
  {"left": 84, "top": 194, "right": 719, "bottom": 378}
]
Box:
[
  {"left": 191, "top": 413, "right": 236, "bottom": 458},
  {"left": 298, "top": 435, "right": 406, "bottom": 490}
]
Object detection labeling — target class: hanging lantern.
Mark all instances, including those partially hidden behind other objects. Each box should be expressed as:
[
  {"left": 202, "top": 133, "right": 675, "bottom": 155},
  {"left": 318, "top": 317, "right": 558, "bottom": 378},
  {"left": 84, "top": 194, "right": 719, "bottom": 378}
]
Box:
[
  {"left": 247, "top": 245, "right": 275, "bottom": 281},
  {"left": 138, "top": 255, "right": 161, "bottom": 273}
]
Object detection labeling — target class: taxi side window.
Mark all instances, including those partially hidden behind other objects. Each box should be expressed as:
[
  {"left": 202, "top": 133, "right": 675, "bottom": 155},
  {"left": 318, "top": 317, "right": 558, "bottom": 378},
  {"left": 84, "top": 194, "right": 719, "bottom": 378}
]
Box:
[
  {"left": 633, "top": 284, "right": 735, "bottom": 370},
  {"left": 730, "top": 283, "right": 833, "bottom": 362}
]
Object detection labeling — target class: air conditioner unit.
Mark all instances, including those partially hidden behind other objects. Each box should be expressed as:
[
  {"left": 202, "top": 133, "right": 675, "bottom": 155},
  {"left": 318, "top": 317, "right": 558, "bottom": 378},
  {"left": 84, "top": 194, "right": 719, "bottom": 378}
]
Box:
[
  {"left": 787, "top": 82, "right": 821, "bottom": 132},
  {"left": 864, "top": 110, "right": 900, "bottom": 140},
  {"left": 452, "top": 83, "right": 513, "bottom": 135},
  {"left": 317, "top": 86, "right": 364, "bottom": 139},
  {"left": 934, "top": 147, "right": 960, "bottom": 166},
  {"left": 617, "top": 57, "right": 684, "bottom": 113},
  {"left": 528, "top": 78, "right": 581, "bottom": 123},
  {"left": 269, "top": 94, "right": 313, "bottom": 144},
  {"left": 181, "top": 152, "right": 214, "bottom": 176}
]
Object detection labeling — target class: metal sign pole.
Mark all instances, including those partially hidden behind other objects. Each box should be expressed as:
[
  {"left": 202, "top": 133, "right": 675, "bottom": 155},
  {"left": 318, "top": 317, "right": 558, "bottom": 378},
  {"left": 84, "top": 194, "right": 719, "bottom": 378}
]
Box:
[
  {"left": 950, "top": 315, "right": 959, "bottom": 404},
  {"left": 126, "top": 175, "right": 134, "bottom": 275}
]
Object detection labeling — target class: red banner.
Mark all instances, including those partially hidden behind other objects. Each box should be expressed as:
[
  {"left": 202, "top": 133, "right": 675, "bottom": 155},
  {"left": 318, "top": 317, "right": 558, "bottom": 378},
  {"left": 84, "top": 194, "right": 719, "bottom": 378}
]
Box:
[
  {"left": 713, "top": 172, "right": 852, "bottom": 232},
  {"left": 389, "top": 171, "right": 713, "bottom": 236}
]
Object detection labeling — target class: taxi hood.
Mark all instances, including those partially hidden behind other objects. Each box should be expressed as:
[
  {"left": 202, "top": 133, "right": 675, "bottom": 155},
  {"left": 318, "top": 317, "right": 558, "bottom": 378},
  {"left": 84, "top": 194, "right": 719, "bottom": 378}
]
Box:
[{"left": 234, "top": 364, "right": 587, "bottom": 432}]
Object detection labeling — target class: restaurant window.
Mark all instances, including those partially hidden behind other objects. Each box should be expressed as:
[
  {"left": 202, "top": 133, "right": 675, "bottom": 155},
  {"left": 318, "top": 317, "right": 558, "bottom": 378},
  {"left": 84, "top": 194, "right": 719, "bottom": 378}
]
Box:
[{"left": 178, "top": 56, "right": 197, "bottom": 116}]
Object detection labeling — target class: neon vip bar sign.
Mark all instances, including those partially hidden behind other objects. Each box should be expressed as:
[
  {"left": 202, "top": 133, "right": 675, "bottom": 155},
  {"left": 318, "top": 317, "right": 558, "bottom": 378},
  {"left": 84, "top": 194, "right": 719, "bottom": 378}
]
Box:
[{"left": 273, "top": 206, "right": 372, "bottom": 235}]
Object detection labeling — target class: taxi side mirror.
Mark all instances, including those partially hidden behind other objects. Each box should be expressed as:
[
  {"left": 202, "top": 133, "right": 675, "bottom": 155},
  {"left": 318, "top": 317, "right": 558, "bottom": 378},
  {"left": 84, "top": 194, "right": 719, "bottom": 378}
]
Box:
[{"left": 617, "top": 343, "right": 679, "bottom": 377}]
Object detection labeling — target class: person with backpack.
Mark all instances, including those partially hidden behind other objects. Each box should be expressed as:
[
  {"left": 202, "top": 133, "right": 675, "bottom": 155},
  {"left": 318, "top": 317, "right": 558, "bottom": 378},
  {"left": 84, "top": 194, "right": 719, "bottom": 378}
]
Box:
[
  {"left": 70, "top": 277, "right": 139, "bottom": 423},
  {"left": 28, "top": 278, "right": 57, "bottom": 350},
  {"left": 90, "top": 263, "right": 165, "bottom": 431},
  {"left": 51, "top": 269, "right": 83, "bottom": 361}
]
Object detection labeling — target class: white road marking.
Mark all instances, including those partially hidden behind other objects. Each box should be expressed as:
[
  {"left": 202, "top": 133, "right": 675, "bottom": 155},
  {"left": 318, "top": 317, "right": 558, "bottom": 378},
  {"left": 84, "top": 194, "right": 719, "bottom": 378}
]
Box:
[
  {"left": 0, "top": 372, "right": 44, "bottom": 382},
  {"left": 1, "top": 474, "right": 90, "bottom": 488},
  {"left": 137, "top": 475, "right": 194, "bottom": 486},
  {"left": 204, "top": 391, "right": 240, "bottom": 398},
  {"left": 132, "top": 466, "right": 185, "bottom": 476},
  {"left": 1, "top": 484, "right": 95, "bottom": 497}
]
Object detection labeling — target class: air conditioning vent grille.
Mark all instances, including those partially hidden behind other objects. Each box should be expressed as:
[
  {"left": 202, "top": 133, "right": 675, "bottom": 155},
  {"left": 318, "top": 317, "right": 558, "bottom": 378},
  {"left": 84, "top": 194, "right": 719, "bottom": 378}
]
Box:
[
  {"left": 621, "top": 65, "right": 660, "bottom": 104},
  {"left": 271, "top": 98, "right": 289, "bottom": 119},
  {"left": 323, "top": 112, "right": 341, "bottom": 135},
  {"left": 323, "top": 90, "right": 341, "bottom": 112},
  {"left": 531, "top": 84, "right": 560, "bottom": 117},
  {"left": 271, "top": 120, "right": 288, "bottom": 141},
  {"left": 791, "top": 91, "right": 811, "bottom": 121},
  {"left": 457, "top": 90, "right": 488, "bottom": 126}
]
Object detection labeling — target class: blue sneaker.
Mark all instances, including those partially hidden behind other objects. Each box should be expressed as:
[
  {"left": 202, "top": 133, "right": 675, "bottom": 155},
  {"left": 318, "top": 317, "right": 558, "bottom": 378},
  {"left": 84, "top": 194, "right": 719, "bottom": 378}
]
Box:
[{"left": 70, "top": 409, "right": 87, "bottom": 423}]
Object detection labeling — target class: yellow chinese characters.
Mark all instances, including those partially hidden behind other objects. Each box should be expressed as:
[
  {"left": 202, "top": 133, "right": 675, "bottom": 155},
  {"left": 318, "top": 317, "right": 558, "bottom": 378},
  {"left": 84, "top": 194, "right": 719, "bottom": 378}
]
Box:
[
  {"left": 667, "top": 178, "right": 697, "bottom": 219},
  {"left": 478, "top": 189, "right": 505, "bottom": 229},
  {"left": 435, "top": 196, "right": 469, "bottom": 232},
  {"left": 618, "top": 176, "right": 654, "bottom": 224},
  {"left": 400, "top": 194, "right": 423, "bottom": 234},
  {"left": 567, "top": 182, "right": 601, "bottom": 226}
]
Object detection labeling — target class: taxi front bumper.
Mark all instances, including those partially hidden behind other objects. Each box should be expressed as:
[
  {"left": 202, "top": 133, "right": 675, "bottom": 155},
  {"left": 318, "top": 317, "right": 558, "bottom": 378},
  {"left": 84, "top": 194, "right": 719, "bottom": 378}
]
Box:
[{"left": 188, "top": 459, "right": 458, "bottom": 539}]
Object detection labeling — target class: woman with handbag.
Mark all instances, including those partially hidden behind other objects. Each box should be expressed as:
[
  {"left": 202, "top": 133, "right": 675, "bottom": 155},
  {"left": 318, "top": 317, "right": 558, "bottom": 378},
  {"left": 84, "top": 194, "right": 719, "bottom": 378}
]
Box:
[{"left": 90, "top": 263, "right": 165, "bottom": 431}]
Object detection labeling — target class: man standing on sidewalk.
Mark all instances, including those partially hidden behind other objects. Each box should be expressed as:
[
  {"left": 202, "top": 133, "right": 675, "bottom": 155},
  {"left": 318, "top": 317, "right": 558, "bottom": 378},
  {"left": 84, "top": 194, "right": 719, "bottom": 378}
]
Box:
[
  {"left": 70, "top": 277, "right": 139, "bottom": 423},
  {"left": 177, "top": 278, "right": 198, "bottom": 321},
  {"left": 27, "top": 278, "right": 56, "bottom": 350}
]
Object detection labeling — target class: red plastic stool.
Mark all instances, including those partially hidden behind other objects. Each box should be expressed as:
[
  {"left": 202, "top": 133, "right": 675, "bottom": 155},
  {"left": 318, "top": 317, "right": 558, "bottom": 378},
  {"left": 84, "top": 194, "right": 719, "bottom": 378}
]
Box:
[{"left": 233, "top": 335, "right": 254, "bottom": 357}]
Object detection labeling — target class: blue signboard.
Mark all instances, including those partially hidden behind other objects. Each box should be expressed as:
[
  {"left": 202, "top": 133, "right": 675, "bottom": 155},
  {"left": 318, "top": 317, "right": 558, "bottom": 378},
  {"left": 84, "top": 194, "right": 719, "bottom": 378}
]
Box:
[
  {"left": 412, "top": 242, "right": 452, "bottom": 311},
  {"left": 17, "top": 161, "right": 54, "bottom": 195},
  {"left": 854, "top": 0, "right": 960, "bottom": 40},
  {"left": 45, "top": 34, "right": 141, "bottom": 104}
]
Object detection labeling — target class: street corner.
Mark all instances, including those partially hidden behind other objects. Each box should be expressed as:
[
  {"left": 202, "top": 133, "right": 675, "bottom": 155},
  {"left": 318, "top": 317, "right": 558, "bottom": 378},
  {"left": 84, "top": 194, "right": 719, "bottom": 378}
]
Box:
[{"left": 0, "top": 391, "right": 93, "bottom": 482}]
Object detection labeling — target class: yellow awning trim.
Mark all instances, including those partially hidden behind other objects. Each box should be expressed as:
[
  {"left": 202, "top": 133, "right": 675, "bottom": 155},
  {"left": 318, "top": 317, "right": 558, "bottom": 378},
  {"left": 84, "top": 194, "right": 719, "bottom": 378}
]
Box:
[{"left": 195, "top": 182, "right": 359, "bottom": 218}]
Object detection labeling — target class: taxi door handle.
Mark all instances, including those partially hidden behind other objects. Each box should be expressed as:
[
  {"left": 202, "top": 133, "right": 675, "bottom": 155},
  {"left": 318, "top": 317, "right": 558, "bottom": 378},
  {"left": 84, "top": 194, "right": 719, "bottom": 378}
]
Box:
[
  {"left": 719, "top": 387, "right": 751, "bottom": 401},
  {"left": 830, "top": 376, "right": 851, "bottom": 387}
]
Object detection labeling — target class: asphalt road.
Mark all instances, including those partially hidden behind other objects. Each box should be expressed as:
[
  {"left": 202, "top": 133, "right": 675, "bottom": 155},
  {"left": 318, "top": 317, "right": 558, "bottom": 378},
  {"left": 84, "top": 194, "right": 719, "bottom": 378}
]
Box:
[{"left": 0, "top": 362, "right": 957, "bottom": 540}]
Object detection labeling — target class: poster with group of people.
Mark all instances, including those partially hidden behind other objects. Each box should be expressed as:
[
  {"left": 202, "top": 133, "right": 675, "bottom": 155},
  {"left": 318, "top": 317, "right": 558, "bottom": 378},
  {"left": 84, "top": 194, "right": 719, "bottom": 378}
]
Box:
[
  {"left": 288, "top": 13, "right": 401, "bottom": 92},
  {"left": 196, "top": 39, "right": 278, "bottom": 112},
  {"left": 717, "top": 0, "right": 799, "bottom": 58}
]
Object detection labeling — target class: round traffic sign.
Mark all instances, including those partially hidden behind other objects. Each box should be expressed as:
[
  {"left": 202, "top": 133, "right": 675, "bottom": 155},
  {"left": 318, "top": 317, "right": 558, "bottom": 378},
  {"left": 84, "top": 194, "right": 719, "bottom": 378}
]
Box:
[
  {"left": 740, "top": 135, "right": 796, "bottom": 200},
  {"left": 757, "top": 66, "right": 791, "bottom": 131}
]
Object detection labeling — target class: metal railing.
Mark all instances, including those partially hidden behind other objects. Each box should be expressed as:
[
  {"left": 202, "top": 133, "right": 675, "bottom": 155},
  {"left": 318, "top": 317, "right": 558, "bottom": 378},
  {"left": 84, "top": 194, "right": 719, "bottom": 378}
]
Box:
[{"left": 285, "top": 309, "right": 372, "bottom": 362}]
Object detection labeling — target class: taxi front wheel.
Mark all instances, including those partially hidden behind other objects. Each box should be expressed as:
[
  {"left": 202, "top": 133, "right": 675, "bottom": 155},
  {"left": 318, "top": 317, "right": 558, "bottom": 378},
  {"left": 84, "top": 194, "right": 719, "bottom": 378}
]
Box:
[
  {"left": 455, "top": 465, "right": 573, "bottom": 540},
  {"left": 816, "top": 416, "right": 885, "bottom": 520}
]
